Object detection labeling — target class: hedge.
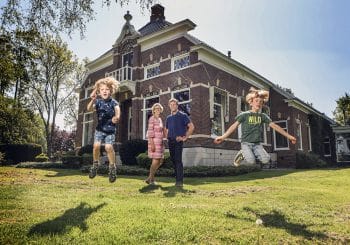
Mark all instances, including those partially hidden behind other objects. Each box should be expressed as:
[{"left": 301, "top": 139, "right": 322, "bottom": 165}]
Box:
[{"left": 0, "top": 143, "right": 42, "bottom": 164}]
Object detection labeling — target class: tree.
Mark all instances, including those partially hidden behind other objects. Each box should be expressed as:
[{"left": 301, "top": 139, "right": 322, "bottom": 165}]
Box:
[
  {"left": 0, "top": 95, "right": 44, "bottom": 145},
  {"left": 26, "top": 35, "right": 80, "bottom": 158},
  {"left": 52, "top": 126, "right": 76, "bottom": 153},
  {"left": 333, "top": 93, "right": 350, "bottom": 125},
  {"left": 1, "top": 0, "right": 156, "bottom": 38}
]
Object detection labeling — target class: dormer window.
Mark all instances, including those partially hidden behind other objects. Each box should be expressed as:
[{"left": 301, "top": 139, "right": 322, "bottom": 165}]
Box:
[{"left": 123, "top": 52, "right": 133, "bottom": 67}]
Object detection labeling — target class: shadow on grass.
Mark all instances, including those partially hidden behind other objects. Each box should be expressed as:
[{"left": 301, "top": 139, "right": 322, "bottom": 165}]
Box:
[
  {"left": 227, "top": 207, "right": 329, "bottom": 240},
  {"left": 28, "top": 202, "right": 106, "bottom": 236},
  {"left": 138, "top": 183, "right": 195, "bottom": 197}
]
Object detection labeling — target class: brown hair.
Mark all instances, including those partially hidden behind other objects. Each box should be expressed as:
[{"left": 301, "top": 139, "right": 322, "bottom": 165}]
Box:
[
  {"left": 246, "top": 87, "right": 269, "bottom": 104},
  {"left": 94, "top": 77, "right": 119, "bottom": 95},
  {"left": 168, "top": 98, "right": 179, "bottom": 105}
]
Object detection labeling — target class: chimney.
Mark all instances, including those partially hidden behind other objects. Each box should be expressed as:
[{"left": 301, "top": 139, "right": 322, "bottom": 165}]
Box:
[
  {"left": 227, "top": 51, "right": 231, "bottom": 58},
  {"left": 150, "top": 4, "right": 165, "bottom": 22}
]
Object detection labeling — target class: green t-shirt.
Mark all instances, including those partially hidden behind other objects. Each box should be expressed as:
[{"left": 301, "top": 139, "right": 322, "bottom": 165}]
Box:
[{"left": 235, "top": 111, "right": 272, "bottom": 143}]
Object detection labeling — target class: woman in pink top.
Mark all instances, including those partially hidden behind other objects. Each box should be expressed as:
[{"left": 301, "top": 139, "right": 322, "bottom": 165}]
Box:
[{"left": 145, "top": 103, "right": 165, "bottom": 184}]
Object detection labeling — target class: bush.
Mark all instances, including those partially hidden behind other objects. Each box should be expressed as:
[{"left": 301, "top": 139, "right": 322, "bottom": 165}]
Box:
[
  {"left": 136, "top": 152, "right": 173, "bottom": 169},
  {"left": 81, "top": 153, "right": 93, "bottom": 165},
  {"left": 61, "top": 155, "right": 82, "bottom": 168},
  {"left": 295, "top": 151, "right": 328, "bottom": 169},
  {"left": 0, "top": 143, "right": 42, "bottom": 164},
  {"left": 77, "top": 144, "right": 93, "bottom": 156},
  {"left": 119, "top": 139, "right": 147, "bottom": 165},
  {"left": 0, "top": 152, "right": 5, "bottom": 165},
  {"left": 35, "top": 153, "right": 49, "bottom": 162}
]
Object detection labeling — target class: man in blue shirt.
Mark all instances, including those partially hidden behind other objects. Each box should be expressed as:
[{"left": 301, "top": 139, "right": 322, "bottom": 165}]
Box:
[{"left": 165, "top": 98, "right": 194, "bottom": 187}]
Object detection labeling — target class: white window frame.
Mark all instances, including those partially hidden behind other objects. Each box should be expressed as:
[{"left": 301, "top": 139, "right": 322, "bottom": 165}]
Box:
[
  {"left": 324, "top": 137, "right": 331, "bottom": 157},
  {"left": 144, "top": 63, "right": 161, "bottom": 80},
  {"left": 171, "top": 53, "right": 190, "bottom": 72},
  {"left": 273, "top": 120, "right": 290, "bottom": 150},
  {"left": 296, "top": 120, "right": 303, "bottom": 150},
  {"left": 209, "top": 87, "right": 229, "bottom": 136},
  {"left": 171, "top": 88, "right": 191, "bottom": 115},
  {"left": 307, "top": 124, "right": 312, "bottom": 152},
  {"left": 82, "top": 112, "right": 94, "bottom": 146},
  {"left": 84, "top": 86, "right": 93, "bottom": 99},
  {"left": 142, "top": 95, "right": 159, "bottom": 139}
]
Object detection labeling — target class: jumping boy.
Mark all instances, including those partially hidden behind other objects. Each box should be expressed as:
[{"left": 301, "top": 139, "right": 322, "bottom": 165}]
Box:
[
  {"left": 214, "top": 87, "right": 296, "bottom": 166},
  {"left": 87, "top": 77, "right": 120, "bottom": 182}
]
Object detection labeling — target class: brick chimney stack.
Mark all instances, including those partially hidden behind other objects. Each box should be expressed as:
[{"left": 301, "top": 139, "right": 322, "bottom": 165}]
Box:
[{"left": 150, "top": 4, "right": 165, "bottom": 22}]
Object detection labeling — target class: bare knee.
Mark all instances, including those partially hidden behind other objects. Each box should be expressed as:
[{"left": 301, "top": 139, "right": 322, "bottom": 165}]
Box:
[
  {"left": 105, "top": 144, "right": 114, "bottom": 153},
  {"left": 93, "top": 143, "right": 101, "bottom": 151}
]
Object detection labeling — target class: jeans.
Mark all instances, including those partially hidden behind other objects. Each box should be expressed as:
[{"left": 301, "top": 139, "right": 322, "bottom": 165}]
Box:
[
  {"left": 168, "top": 138, "right": 184, "bottom": 183},
  {"left": 241, "top": 142, "right": 270, "bottom": 164}
]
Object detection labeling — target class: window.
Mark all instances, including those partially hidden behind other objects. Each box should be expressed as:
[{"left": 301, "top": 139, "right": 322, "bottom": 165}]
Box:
[
  {"left": 273, "top": 120, "right": 289, "bottom": 150},
  {"left": 172, "top": 88, "right": 191, "bottom": 115},
  {"left": 145, "top": 64, "right": 160, "bottom": 79},
  {"left": 209, "top": 87, "right": 228, "bottom": 136},
  {"left": 84, "top": 86, "right": 93, "bottom": 99},
  {"left": 123, "top": 52, "right": 133, "bottom": 66},
  {"left": 172, "top": 54, "right": 190, "bottom": 71},
  {"left": 143, "top": 96, "right": 159, "bottom": 139},
  {"left": 296, "top": 120, "right": 303, "bottom": 150},
  {"left": 83, "top": 112, "right": 94, "bottom": 146},
  {"left": 324, "top": 137, "right": 331, "bottom": 156}
]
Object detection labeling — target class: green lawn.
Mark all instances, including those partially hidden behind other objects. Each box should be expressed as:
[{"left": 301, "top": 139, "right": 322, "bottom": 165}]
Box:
[{"left": 0, "top": 167, "right": 349, "bottom": 244}]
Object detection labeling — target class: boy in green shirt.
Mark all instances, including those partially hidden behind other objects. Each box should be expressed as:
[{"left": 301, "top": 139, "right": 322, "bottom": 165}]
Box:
[{"left": 214, "top": 87, "right": 296, "bottom": 166}]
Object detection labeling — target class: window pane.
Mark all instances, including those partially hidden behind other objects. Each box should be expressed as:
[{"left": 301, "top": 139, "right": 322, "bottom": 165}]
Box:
[
  {"left": 211, "top": 104, "right": 222, "bottom": 136},
  {"left": 174, "top": 56, "right": 190, "bottom": 70},
  {"left": 275, "top": 121, "right": 288, "bottom": 148},
  {"left": 174, "top": 90, "right": 189, "bottom": 102},
  {"left": 178, "top": 103, "right": 190, "bottom": 116},
  {"left": 146, "top": 66, "right": 160, "bottom": 78},
  {"left": 145, "top": 97, "right": 159, "bottom": 109}
]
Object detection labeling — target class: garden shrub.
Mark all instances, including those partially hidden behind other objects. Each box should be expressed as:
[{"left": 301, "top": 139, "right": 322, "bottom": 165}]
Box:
[
  {"left": 136, "top": 152, "right": 173, "bottom": 169},
  {"left": 35, "top": 153, "right": 49, "bottom": 162},
  {"left": 61, "top": 154, "right": 82, "bottom": 168},
  {"left": 81, "top": 153, "right": 93, "bottom": 165},
  {"left": 0, "top": 143, "right": 42, "bottom": 164},
  {"left": 295, "top": 151, "right": 327, "bottom": 169},
  {"left": 119, "top": 139, "right": 147, "bottom": 165},
  {"left": 77, "top": 144, "right": 93, "bottom": 156}
]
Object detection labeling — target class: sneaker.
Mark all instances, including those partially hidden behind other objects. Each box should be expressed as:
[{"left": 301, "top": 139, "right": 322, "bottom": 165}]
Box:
[
  {"left": 89, "top": 166, "right": 97, "bottom": 179},
  {"left": 233, "top": 150, "right": 244, "bottom": 167},
  {"left": 109, "top": 166, "right": 117, "bottom": 183},
  {"left": 175, "top": 182, "right": 183, "bottom": 187}
]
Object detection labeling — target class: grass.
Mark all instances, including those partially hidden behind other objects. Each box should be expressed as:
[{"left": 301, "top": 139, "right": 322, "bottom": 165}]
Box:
[{"left": 0, "top": 166, "right": 349, "bottom": 244}]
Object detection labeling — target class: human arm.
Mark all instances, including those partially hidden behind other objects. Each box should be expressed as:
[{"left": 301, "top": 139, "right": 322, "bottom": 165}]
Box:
[
  {"left": 269, "top": 122, "right": 297, "bottom": 144},
  {"left": 179, "top": 122, "right": 195, "bottom": 142},
  {"left": 112, "top": 105, "right": 120, "bottom": 124},
  {"left": 213, "top": 121, "right": 240, "bottom": 144},
  {"left": 87, "top": 88, "right": 97, "bottom": 111},
  {"left": 147, "top": 117, "right": 156, "bottom": 152}
]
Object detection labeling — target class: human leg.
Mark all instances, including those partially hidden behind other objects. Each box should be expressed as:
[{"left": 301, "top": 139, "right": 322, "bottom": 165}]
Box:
[
  {"left": 174, "top": 141, "right": 184, "bottom": 186},
  {"left": 241, "top": 142, "right": 256, "bottom": 164},
  {"left": 253, "top": 143, "right": 270, "bottom": 164},
  {"left": 89, "top": 133, "right": 102, "bottom": 179},
  {"left": 105, "top": 135, "right": 117, "bottom": 183}
]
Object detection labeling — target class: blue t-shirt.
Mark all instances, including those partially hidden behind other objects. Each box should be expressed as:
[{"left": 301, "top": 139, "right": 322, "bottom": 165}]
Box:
[
  {"left": 95, "top": 98, "right": 119, "bottom": 134},
  {"left": 166, "top": 111, "right": 191, "bottom": 139}
]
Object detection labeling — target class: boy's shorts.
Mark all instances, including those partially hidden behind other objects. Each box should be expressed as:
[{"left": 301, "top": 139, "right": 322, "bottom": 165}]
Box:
[{"left": 94, "top": 130, "right": 115, "bottom": 144}]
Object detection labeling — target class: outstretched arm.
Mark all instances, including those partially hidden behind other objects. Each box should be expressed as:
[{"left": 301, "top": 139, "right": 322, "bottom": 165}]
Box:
[
  {"left": 87, "top": 88, "right": 97, "bottom": 111},
  {"left": 112, "top": 105, "right": 120, "bottom": 123},
  {"left": 269, "top": 122, "right": 296, "bottom": 144},
  {"left": 214, "top": 121, "right": 240, "bottom": 144}
]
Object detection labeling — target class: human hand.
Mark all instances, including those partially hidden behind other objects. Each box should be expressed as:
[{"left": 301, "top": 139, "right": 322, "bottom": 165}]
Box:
[
  {"left": 151, "top": 143, "right": 156, "bottom": 152},
  {"left": 214, "top": 137, "right": 224, "bottom": 144},
  {"left": 176, "top": 136, "right": 186, "bottom": 142},
  {"left": 112, "top": 116, "right": 119, "bottom": 123},
  {"left": 90, "top": 90, "right": 97, "bottom": 100},
  {"left": 289, "top": 136, "right": 297, "bottom": 144}
]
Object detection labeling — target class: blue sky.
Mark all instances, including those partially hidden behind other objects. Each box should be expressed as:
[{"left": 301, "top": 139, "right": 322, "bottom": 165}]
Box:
[{"left": 63, "top": 0, "right": 349, "bottom": 120}]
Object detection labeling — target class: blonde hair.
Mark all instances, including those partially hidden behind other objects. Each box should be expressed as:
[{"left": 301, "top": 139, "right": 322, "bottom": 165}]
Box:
[
  {"left": 246, "top": 87, "right": 269, "bottom": 104},
  {"left": 94, "top": 77, "right": 119, "bottom": 95},
  {"left": 151, "top": 103, "right": 164, "bottom": 114}
]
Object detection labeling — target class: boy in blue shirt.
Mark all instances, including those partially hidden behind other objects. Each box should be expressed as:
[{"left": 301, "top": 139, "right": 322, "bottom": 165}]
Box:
[{"left": 87, "top": 77, "right": 120, "bottom": 182}]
